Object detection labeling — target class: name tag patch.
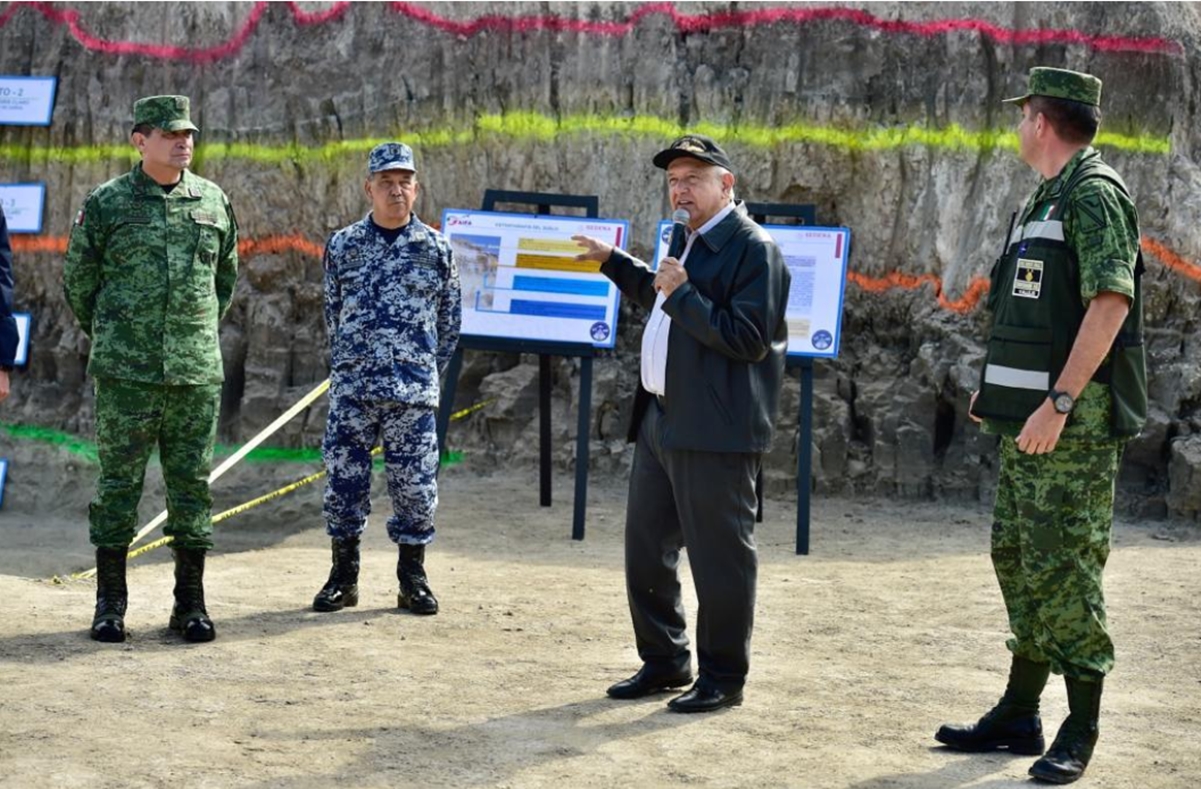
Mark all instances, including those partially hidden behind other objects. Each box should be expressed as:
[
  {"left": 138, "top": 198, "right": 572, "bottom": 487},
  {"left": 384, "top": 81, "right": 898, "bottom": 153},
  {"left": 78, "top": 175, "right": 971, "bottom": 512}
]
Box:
[
  {"left": 1013, "top": 258, "right": 1044, "bottom": 299},
  {"left": 191, "top": 209, "right": 220, "bottom": 227}
]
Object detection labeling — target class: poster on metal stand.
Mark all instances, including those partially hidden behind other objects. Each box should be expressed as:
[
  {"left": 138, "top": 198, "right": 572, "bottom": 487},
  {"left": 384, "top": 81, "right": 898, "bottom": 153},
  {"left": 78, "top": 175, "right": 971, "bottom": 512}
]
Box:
[
  {"left": 437, "top": 192, "right": 630, "bottom": 540},
  {"left": 776, "top": 224, "right": 850, "bottom": 555}
]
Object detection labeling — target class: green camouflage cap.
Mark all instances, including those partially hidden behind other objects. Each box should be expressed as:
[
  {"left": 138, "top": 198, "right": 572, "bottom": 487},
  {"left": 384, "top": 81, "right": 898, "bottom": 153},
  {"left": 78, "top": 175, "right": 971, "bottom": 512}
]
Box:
[
  {"left": 133, "top": 95, "right": 199, "bottom": 133},
  {"left": 1003, "top": 67, "right": 1102, "bottom": 107}
]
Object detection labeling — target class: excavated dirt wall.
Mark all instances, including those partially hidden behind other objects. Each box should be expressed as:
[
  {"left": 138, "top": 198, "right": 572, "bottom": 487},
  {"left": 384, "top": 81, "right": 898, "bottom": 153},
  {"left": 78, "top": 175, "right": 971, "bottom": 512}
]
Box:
[{"left": 2, "top": 2, "right": 1201, "bottom": 517}]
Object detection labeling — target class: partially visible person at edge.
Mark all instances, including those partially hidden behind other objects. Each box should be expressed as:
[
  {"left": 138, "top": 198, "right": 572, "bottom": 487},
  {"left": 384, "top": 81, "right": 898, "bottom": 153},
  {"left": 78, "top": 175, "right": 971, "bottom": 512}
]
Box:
[
  {"left": 0, "top": 206, "right": 16, "bottom": 402},
  {"left": 936, "top": 67, "right": 1147, "bottom": 786},
  {"left": 573, "top": 134, "right": 791, "bottom": 713},
  {"left": 63, "top": 95, "right": 239, "bottom": 644},
  {"left": 312, "top": 142, "right": 461, "bottom": 617}
]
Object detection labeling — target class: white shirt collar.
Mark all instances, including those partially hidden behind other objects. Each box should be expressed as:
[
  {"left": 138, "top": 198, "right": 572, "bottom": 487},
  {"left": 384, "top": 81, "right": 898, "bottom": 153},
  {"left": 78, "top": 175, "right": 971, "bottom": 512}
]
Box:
[{"left": 692, "top": 200, "right": 736, "bottom": 240}]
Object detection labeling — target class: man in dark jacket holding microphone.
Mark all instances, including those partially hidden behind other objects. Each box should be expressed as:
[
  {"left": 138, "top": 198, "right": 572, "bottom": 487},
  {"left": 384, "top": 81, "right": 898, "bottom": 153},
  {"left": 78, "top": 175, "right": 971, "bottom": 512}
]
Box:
[{"left": 574, "top": 134, "right": 791, "bottom": 712}]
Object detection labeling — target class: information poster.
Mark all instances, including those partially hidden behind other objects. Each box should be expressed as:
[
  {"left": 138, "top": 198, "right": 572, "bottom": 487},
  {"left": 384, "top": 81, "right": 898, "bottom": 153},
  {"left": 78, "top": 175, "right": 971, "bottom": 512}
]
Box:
[
  {"left": 441, "top": 210, "right": 629, "bottom": 348},
  {"left": 0, "top": 76, "right": 57, "bottom": 126},
  {"left": 0, "top": 459, "right": 7, "bottom": 509},
  {"left": 13, "top": 312, "right": 30, "bottom": 366},
  {"left": 653, "top": 221, "right": 850, "bottom": 358},
  {"left": 0, "top": 183, "right": 46, "bottom": 233}
]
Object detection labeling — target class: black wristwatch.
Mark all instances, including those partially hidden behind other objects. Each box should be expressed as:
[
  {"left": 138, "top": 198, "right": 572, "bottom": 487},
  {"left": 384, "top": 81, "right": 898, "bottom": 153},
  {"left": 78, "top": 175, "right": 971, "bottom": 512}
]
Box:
[{"left": 1048, "top": 388, "right": 1074, "bottom": 414}]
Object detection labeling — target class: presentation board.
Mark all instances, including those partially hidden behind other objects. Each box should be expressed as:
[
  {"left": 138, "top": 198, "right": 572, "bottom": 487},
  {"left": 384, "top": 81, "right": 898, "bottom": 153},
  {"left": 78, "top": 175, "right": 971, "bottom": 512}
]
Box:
[
  {"left": 0, "top": 183, "right": 46, "bottom": 233},
  {"left": 0, "top": 76, "right": 57, "bottom": 126},
  {"left": 652, "top": 221, "right": 850, "bottom": 359},
  {"left": 440, "top": 210, "right": 629, "bottom": 349},
  {"left": 13, "top": 312, "right": 30, "bottom": 366}
]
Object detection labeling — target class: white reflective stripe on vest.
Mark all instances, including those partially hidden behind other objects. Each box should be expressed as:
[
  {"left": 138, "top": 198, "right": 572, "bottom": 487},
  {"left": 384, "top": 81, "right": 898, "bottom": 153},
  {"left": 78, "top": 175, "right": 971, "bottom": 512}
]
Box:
[
  {"left": 983, "top": 364, "right": 1050, "bottom": 391},
  {"left": 1009, "top": 219, "right": 1065, "bottom": 247}
]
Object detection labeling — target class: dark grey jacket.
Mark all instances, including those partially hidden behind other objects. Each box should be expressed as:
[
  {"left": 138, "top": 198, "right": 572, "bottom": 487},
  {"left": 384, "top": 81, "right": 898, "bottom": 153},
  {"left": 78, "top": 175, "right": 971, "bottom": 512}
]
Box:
[
  {"left": 602, "top": 202, "right": 791, "bottom": 453},
  {"left": 0, "top": 208, "right": 16, "bottom": 368}
]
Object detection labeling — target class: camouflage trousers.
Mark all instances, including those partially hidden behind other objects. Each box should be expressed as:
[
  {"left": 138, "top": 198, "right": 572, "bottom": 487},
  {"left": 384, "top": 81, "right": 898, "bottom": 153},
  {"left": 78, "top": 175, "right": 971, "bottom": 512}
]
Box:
[
  {"left": 991, "top": 436, "right": 1122, "bottom": 679},
  {"left": 90, "top": 377, "right": 221, "bottom": 550},
  {"left": 322, "top": 392, "right": 438, "bottom": 545}
]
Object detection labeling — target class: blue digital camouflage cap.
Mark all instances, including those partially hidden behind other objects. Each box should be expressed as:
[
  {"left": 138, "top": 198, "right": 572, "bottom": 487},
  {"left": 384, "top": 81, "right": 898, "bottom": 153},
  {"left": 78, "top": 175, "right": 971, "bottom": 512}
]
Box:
[
  {"left": 1003, "top": 67, "right": 1102, "bottom": 107},
  {"left": 133, "top": 95, "right": 199, "bottom": 132},
  {"left": 368, "top": 142, "right": 417, "bottom": 174}
]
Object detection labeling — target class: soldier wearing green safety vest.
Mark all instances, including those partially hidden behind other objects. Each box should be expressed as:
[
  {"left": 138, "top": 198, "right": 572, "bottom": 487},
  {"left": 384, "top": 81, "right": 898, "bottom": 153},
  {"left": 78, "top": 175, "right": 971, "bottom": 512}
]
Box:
[
  {"left": 935, "top": 67, "right": 1147, "bottom": 786},
  {"left": 63, "top": 95, "right": 239, "bottom": 646}
]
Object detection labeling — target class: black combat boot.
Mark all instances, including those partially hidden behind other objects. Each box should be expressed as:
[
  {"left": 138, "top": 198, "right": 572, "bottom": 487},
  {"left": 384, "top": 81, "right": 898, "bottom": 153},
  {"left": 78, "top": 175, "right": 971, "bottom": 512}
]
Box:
[
  {"left": 90, "top": 547, "right": 129, "bottom": 643},
  {"left": 935, "top": 656, "right": 1050, "bottom": 754},
  {"left": 397, "top": 543, "right": 438, "bottom": 615},
  {"left": 312, "top": 536, "right": 361, "bottom": 612},
  {"left": 1028, "top": 675, "right": 1103, "bottom": 784},
  {"left": 169, "top": 547, "right": 216, "bottom": 642}
]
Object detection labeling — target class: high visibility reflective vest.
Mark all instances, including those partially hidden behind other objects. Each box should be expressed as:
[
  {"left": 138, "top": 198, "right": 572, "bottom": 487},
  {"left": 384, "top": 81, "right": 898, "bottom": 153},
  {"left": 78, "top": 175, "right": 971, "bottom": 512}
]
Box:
[{"left": 974, "top": 157, "right": 1147, "bottom": 438}]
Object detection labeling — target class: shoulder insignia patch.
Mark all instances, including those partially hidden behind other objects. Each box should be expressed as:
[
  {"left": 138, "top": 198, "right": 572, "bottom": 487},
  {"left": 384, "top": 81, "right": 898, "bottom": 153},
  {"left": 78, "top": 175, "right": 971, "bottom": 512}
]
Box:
[{"left": 1074, "top": 194, "right": 1109, "bottom": 232}]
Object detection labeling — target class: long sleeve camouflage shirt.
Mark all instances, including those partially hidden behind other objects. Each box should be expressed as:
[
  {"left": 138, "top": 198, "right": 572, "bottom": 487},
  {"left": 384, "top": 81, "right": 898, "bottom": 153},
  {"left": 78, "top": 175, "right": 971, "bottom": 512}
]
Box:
[
  {"left": 63, "top": 164, "right": 238, "bottom": 385},
  {"left": 323, "top": 213, "right": 461, "bottom": 406}
]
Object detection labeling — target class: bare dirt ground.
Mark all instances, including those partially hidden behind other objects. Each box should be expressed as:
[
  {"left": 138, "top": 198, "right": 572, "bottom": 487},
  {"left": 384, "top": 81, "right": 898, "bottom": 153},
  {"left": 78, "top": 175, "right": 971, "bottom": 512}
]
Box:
[{"left": 0, "top": 442, "right": 1198, "bottom": 789}]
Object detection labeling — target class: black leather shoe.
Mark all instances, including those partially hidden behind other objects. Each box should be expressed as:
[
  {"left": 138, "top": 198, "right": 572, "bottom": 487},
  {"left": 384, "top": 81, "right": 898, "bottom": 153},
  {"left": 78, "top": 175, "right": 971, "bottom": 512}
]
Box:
[
  {"left": 606, "top": 666, "right": 693, "bottom": 700},
  {"left": 667, "top": 682, "right": 744, "bottom": 713}
]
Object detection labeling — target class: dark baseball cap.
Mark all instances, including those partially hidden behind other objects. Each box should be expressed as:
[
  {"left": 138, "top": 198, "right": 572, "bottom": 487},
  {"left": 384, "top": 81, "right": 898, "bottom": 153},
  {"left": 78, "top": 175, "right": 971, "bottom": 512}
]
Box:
[{"left": 652, "top": 134, "right": 735, "bottom": 172}]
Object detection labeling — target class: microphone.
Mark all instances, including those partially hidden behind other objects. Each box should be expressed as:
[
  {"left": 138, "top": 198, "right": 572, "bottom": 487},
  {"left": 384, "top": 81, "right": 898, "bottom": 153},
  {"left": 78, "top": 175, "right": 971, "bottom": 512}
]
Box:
[{"left": 666, "top": 208, "right": 690, "bottom": 260}]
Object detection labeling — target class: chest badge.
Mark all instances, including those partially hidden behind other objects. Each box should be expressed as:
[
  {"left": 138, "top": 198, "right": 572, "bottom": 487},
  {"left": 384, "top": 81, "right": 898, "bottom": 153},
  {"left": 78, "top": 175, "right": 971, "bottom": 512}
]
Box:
[{"left": 1012, "top": 258, "right": 1044, "bottom": 299}]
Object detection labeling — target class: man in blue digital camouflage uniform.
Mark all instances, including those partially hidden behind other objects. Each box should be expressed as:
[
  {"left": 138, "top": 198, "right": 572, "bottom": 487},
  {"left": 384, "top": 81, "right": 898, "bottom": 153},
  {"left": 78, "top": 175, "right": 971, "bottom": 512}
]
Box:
[
  {"left": 313, "top": 142, "right": 461, "bottom": 616},
  {"left": 936, "top": 68, "right": 1147, "bottom": 785},
  {"left": 64, "top": 95, "right": 239, "bottom": 644}
]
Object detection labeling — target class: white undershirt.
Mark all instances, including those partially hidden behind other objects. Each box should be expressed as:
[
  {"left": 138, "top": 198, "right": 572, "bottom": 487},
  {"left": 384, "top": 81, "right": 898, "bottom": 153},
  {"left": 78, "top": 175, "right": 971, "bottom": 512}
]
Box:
[{"left": 640, "top": 202, "right": 735, "bottom": 397}]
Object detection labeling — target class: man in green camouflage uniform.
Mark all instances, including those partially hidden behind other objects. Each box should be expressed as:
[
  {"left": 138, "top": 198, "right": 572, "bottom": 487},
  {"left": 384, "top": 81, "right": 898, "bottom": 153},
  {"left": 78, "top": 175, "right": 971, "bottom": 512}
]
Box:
[
  {"left": 936, "top": 68, "right": 1146, "bottom": 785},
  {"left": 63, "top": 95, "right": 238, "bottom": 644}
]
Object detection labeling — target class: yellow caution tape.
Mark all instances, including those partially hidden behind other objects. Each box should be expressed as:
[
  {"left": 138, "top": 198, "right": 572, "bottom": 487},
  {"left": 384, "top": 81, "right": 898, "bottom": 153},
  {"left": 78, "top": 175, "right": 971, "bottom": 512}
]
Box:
[{"left": 63, "top": 398, "right": 491, "bottom": 582}]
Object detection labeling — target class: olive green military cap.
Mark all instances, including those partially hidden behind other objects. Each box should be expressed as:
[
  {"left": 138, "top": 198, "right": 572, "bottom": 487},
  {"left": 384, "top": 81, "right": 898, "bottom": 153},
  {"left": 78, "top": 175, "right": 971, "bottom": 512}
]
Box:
[
  {"left": 1003, "top": 67, "right": 1102, "bottom": 107},
  {"left": 133, "top": 95, "right": 199, "bottom": 132}
]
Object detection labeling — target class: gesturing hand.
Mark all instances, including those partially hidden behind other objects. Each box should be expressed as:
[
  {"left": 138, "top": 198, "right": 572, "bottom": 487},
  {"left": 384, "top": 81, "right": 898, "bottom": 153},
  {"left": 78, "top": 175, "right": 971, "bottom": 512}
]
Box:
[{"left": 572, "top": 235, "right": 613, "bottom": 264}]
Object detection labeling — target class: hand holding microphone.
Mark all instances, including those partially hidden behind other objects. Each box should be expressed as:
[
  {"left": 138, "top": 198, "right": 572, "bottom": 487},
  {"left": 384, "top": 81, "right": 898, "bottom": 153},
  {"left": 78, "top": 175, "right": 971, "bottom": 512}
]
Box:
[{"left": 655, "top": 208, "right": 690, "bottom": 297}]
